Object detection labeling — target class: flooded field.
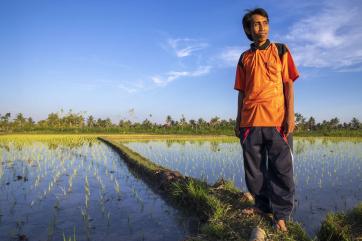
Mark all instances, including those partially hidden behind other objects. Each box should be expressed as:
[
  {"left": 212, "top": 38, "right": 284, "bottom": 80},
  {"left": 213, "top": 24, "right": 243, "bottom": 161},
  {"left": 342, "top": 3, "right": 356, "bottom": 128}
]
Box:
[
  {"left": 0, "top": 136, "right": 192, "bottom": 241},
  {"left": 124, "top": 137, "right": 362, "bottom": 236}
]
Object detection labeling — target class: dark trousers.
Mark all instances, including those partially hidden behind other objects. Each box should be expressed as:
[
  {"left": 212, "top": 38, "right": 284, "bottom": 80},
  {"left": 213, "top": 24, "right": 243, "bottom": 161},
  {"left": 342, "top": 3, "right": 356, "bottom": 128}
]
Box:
[{"left": 239, "top": 127, "right": 295, "bottom": 220}]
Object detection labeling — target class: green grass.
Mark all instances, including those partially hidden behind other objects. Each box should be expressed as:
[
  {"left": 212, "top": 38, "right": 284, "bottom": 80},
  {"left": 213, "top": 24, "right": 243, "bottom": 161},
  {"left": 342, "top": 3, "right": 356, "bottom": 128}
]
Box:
[
  {"left": 99, "top": 137, "right": 314, "bottom": 241},
  {"left": 318, "top": 202, "right": 362, "bottom": 241}
]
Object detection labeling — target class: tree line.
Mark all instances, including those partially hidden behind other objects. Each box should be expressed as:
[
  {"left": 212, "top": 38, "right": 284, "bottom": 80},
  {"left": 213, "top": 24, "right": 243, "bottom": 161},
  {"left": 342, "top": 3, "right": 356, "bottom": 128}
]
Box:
[{"left": 0, "top": 110, "right": 361, "bottom": 136}]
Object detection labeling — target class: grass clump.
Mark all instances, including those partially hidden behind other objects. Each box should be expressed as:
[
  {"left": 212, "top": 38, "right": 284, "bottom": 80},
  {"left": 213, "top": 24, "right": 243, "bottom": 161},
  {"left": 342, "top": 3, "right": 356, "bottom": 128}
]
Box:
[
  {"left": 170, "top": 179, "right": 232, "bottom": 239},
  {"left": 170, "top": 179, "right": 223, "bottom": 219},
  {"left": 317, "top": 202, "right": 362, "bottom": 241},
  {"left": 220, "top": 180, "right": 240, "bottom": 194},
  {"left": 318, "top": 213, "right": 350, "bottom": 241}
]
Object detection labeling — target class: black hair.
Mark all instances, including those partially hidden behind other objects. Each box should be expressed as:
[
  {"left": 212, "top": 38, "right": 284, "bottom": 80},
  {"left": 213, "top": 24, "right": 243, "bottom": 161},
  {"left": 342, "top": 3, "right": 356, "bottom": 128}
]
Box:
[{"left": 242, "top": 8, "right": 269, "bottom": 41}]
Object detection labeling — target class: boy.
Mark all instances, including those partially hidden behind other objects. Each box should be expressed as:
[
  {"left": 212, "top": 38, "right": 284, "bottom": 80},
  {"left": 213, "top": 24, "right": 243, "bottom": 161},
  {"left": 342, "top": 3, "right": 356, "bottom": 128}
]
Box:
[{"left": 234, "top": 8, "right": 299, "bottom": 231}]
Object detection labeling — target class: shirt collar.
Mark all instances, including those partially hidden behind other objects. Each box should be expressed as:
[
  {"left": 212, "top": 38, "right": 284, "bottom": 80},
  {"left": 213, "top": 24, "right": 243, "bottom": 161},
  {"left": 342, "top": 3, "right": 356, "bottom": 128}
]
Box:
[{"left": 250, "top": 39, "right": 271, "bottom": 51}]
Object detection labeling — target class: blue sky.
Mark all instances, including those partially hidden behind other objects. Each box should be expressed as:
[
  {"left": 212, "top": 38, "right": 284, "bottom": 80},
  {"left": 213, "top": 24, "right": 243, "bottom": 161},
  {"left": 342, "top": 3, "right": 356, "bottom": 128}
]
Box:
[{"left": 1, "top": 0, "right": 361, "bottom": 124}]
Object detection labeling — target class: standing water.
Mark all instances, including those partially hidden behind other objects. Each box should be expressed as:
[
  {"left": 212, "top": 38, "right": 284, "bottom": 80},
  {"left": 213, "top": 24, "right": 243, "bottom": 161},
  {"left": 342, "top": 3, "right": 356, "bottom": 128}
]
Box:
[
  {"left": 125, "top": 137, "right": 362, "bottom": 236},
  {"left": 0, "top": 137, "right": 193, "bottom": 241}
]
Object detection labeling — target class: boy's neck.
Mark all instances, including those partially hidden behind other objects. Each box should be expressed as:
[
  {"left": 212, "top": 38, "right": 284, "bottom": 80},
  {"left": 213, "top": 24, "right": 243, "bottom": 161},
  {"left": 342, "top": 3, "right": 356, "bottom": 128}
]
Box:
[
  {"left": 254, "top": 39, "right": 268, "bottom": 47},
  {"left": 251, "top": 39, "right": 270, "bottom": 51}
]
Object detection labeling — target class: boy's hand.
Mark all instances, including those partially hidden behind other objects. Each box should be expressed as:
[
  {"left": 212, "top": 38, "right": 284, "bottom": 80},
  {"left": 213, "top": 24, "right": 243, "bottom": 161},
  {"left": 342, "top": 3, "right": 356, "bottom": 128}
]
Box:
[
  {"left": 283, "top": 120, "right": 295, "bottom": 136},
  {"left": 234, "top": 125, "right": 240, "bottom": 137},
  {"left": 235, "top": 117, "right": 241, "bottom": 137}
]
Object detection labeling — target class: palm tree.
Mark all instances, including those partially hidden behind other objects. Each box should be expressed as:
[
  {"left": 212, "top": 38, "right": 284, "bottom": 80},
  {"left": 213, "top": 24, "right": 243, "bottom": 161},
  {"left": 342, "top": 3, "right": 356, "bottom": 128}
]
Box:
[
  {"left": 26, "top": 117, "right": 35, "bottom": 130},
  {"left": 350, "top": 117, "right": 360, "bottom": 129},
  {"left": 179, "top": 114, "right": 187, "bottom": 131},
  {"left": 47, "top": 113, "right": 60, "bottom": 128},
  {"left": 307, "top": 116, "right": 316, "bottom": 131},
  {"left": 14, "top": 113, "right": 26, "bottom": 129},
  {"left": 87, "top": 115, "right": 95, "bottom": 128},
  {"left": 189, "top": 119, "right": 196, "bottom": 130},
  {"left": 295, "top": 113, "right": 306, "bottom": 131},
  {"left": 210, "top": 116, "right": 220, "bottom": 127},
  {"left": 0, "top": 113, "right": 11, "bottom": 131},
  {"left": 142, "top": 119, "right": 152, "bottom": 129},
  {"left": 197, "top": 118, "right": 206, "bottom": 129},
  {"left": 165, "top": 115, "right": 173, "bottom": 127},
  {"left": 329, "top": 117, "right": 340, "bottom": 129},
  {"left": 104, "top": 118, "right": 113, "bottom": 129}
]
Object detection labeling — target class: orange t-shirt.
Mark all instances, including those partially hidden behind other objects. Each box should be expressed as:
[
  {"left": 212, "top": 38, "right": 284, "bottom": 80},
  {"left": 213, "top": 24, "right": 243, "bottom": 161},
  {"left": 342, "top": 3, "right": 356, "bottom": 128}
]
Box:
[{"left": 234, "top": 40, "right": 299, "bottom": 127}]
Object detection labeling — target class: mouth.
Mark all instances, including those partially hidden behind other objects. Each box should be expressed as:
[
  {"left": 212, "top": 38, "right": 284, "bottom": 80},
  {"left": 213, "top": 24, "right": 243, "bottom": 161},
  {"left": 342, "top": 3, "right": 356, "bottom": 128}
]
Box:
[{"left": 257, "top": 33, "right": 268, "bottom": 39}]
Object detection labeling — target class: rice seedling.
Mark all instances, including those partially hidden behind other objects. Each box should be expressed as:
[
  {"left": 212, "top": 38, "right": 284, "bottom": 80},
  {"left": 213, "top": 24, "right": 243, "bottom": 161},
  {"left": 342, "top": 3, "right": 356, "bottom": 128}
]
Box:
[
  {"left": 62, "top": 226, "right": 76, "bottom": 241},
  {"left": 114, "top": 179, "right": 121, "bottom": 197},
  {"left": 107, "top": 212, "right": 111, "bottom": 226},
  {"left": 84, "top": 175, "right": 90, "bottom": 197},
  {"left": 67, "top": 174, "right": 74, "bottom": 193},
  {"left": 47, "top": 214, "right": 57, "bottom": 241},
  {"left": 80, "top": 205, "right": 92, "bottom": 239}
]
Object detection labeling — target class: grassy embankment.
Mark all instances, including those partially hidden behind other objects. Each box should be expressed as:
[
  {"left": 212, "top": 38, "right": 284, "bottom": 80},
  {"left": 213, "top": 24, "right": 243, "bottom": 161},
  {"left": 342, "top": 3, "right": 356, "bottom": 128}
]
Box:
[
  {"left": 99, "top": 136, "right": 311, "bottom": 241},
  {"left": 100, "top": 135, "right": 362, "bottom": 240}
]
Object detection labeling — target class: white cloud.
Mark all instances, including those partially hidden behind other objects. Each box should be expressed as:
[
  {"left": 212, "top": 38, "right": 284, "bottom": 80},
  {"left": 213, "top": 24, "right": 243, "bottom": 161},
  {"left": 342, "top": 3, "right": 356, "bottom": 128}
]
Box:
[
  {"left": 152, "top": 66, "right": 211, "bottom": 86},
  {"left": 283, "top": 0, "right": 362, "bottom": 70},
  {"left": 117, "top": 81, "right": 145, "bottom": 94},
  {"left": 191, "top": 65, "right": 211, "bottom": 76},
  {"left": 117, "top": 83, "right": 138, "bottom": 93},
  {"left": 335, "top": 64, "right": 362, "bottom": 73},
  {"left": 167, "top": 38, "right": 209, "bottom": 58},
  {"left": 218, "top": 47, "right": 245, "bottom": 67}
]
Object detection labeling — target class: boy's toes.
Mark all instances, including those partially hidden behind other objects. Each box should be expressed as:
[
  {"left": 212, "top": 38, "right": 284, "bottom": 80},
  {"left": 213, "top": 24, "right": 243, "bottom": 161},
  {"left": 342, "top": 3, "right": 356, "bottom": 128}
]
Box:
[{"left": 275, "top": 219, "right": 288, "bottom": 232}]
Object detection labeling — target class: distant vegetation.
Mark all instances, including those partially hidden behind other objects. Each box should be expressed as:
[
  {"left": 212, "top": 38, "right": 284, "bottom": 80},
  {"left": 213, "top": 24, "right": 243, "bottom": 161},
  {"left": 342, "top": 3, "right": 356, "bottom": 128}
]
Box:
[{"left": 0, "top": 110, "right": 361, "bottom": 136}]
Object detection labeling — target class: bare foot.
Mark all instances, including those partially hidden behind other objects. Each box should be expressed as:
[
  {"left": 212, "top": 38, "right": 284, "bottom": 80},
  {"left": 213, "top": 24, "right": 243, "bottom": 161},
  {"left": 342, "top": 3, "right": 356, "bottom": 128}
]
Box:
[
  {"left": 240, "top": 192, "right": 254, "bottom": 202},
  {"left": 275, "top": 219, "right": 288, "bottom": 232}
]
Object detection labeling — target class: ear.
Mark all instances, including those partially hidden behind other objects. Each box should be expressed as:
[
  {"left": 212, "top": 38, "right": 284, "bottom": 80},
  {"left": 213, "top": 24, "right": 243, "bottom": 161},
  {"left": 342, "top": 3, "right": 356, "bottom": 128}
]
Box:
[{"left": 244, "top": 27, "right": 251, "bottom": 34}]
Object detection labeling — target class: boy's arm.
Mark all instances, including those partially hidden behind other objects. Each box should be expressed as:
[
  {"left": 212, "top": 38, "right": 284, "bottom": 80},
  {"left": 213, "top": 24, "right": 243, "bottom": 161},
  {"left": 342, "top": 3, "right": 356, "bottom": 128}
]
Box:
[
  {"left": 279, "top": 43, "right": 299, "bottom": 136},
  {"left": 283, "top": 80, "right": 295, "bottom": 136},
  {"left": 235, "top": 91, "right": 244, "bottom": 137}
]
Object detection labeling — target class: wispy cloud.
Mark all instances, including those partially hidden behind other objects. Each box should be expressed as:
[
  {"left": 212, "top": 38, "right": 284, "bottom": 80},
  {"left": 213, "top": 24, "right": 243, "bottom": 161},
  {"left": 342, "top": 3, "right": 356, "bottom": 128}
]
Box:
[
  {"left": 167, "top": 38, "right": 209, "bottom": 58},
  {"left": 218, "top": 46, "right": 245, "bottom": 67},
  {"left": 117, "top": 81, "right": 145, "bottom": 94},
  {"left": 117, "top": 83, "right": 138, "bottom": 93},
  {"left": 282, "top": 0, "right": 362, "bottom": 71},
  {"left": 152, "top": 66, "right": 211, "bottom": 86}
]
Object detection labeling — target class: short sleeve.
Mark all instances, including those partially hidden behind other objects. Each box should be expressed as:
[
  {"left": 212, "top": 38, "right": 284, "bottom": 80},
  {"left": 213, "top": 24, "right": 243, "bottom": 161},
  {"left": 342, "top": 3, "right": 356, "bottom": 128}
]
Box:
[
  {"left": 234, "top": 64, "right": 246, "bottom": 92},
  {"left": 281, "top": 45, "right": 299, "bottom": 83}
]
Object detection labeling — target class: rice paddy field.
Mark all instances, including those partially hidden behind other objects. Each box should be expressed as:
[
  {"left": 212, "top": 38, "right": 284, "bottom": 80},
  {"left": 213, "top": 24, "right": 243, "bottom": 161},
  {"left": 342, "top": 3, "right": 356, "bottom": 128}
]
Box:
[
  {"left": 0, "top": 135, "right": 193, "bottom": 241},
  {"left": 0, "top": 134, "right": 361, "bottom": 240},
  {"left": 121, "top": 136, "right": 362, "bottom": 236}
]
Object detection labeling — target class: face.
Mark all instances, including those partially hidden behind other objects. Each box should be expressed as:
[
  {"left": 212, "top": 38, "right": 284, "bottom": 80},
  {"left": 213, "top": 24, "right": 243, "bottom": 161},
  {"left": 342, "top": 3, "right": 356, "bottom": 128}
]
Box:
[{"left": 248, "top": 14, "right": 269, "bottom": 44}]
